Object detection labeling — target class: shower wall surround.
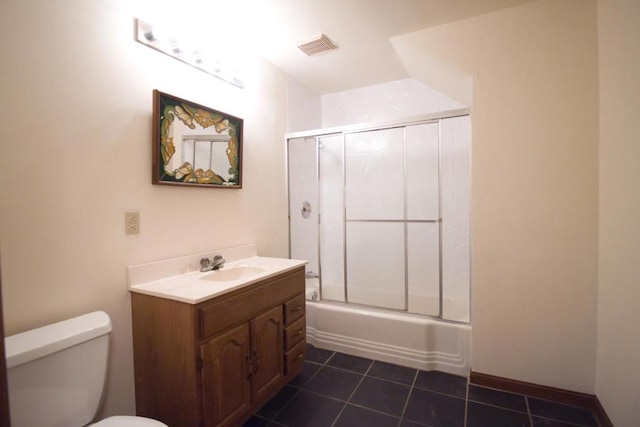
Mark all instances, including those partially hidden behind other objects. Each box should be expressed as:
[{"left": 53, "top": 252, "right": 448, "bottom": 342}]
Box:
[{"left": 322, "top": 79, "right": 465, "bottom": 128}]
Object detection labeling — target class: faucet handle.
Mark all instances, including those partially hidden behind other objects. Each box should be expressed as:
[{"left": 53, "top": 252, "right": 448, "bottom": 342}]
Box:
[
  {"left": 200, "top": 258, "right": 212, "bottom": 271},
  {"left": 211, "top": 254, "right": 226, "bottom": 270}
]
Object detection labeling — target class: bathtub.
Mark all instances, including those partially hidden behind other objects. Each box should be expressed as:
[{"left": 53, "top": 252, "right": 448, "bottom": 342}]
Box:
[{"left": 305, "top": 300, "right": 472, "bottom": 377}]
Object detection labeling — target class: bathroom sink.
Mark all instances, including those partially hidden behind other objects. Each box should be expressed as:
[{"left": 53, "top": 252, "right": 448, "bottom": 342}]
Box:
[{"left": 200, "top": 266, "right": 267, "bottom": 282}]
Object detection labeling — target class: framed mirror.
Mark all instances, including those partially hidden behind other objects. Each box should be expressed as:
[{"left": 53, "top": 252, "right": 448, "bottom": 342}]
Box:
[{"left": 152, "top": 90, "right": 243, "bottom": 188}]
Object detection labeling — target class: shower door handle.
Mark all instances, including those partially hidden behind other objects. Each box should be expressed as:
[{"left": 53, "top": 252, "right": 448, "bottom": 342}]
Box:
[
  {"left": 301, "top": 201, "right": 312, "bottom": 219},
  {"left": 305, "top": 271, "right": 319, "bottom": 279}
]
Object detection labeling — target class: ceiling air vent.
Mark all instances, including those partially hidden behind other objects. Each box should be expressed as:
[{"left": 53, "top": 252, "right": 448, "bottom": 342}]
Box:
[{"left": 297, "top": 34, "right": 338, "bottom": 57}]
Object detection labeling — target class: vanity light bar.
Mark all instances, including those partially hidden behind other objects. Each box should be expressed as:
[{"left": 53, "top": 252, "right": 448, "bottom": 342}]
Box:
[{"left": 134, "top": 18, "right": 244, "bottom": 88}]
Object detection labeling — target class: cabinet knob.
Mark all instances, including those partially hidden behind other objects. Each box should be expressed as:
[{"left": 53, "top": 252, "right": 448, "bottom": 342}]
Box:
[
  {"left": 296, "top": 353, "right": 304, "bottom": 360},
  {"left": 292, "top": 305, "right": 304, "bottom": 312},
  {"left": 295, "top": 328, "right": 303, "bottom": 336}
]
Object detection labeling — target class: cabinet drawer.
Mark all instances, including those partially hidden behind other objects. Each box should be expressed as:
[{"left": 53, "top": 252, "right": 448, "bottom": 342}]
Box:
[
  {"left": 285, "top": 340, "right": 306, "bottom": 376},
  {"left": 283, "top": 294, "right": 305, "bottom": 325},
  {"left": 284, "top": 316, "right": 306, "bottom": 351},
  {"left": 200, "top": 268, "right": 304, "bottom": 339}
]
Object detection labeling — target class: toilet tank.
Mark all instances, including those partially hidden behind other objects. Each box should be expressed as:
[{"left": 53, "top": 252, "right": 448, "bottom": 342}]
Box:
[{"left": 5, "top": 311, "right": 112, "bottom": 427}]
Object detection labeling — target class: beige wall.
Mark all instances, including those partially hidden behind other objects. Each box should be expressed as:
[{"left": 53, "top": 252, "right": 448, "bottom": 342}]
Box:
[
  {"left": 596, "top": 0, "right": 640, "bottom": 425},
  {"left": 472, "top": 0, "right": 599, "bottom": 394},
  {"left": 0, "top": 0, "right": 289, "bottom": 417},
  {"left": 394, "top": 0, "right": 600, "bottom": 393}
]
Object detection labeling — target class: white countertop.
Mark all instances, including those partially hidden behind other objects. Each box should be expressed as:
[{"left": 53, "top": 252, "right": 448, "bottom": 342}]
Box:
[{"left": 128, "top": 246, "right": 307, "bottom": 304}]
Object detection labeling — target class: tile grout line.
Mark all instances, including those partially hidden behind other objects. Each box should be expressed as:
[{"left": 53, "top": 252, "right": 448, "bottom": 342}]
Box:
[
  {"left": 268, "top": 348, "right": 336, "bottom": 426},
  {"left": 412, "top": 383, "right": 470, "bottom": 401},
  {"left": 263, "top": 388, "right": 301, "bottom": 425},
  {"left": 466, "top": 399, "right": 532, "bottom": 415},
  {"left": 469, "top": 383, "right": 591, "bottom": 424},
  {"left": 328, "top": 359, "right": 374, "bottom": 427},
  {"left": 287, "top": 382, "right": 411, "bottom": 422},
  {"left": 466, "top": 384, "right": 532, "bottom": 415},
  {"left": 361, "top": 367, "right": 418, "bottom": 388},
  {"left": 530, "top": 415, "right": 589, "bottom": 427},
  {"left": 289, "top": 386, "right": 353, "bottom": 403},
  {"left": 525, "top": 395, "right": 534, "bottom": 427},
  {"left": 463, "top": 377, "right": 470, "bottom": 427},
  {"left": 345, "top": 401, "right": 404, "bottom": 420},
  {"left": 397, "top": 367, "right": 421, "bottom": 426},
  {"left": 304, "top": 361, "right": 416, "bottom": 421},
  {"left": 334, "top": 367, "right": 418, "bottom": 389}
]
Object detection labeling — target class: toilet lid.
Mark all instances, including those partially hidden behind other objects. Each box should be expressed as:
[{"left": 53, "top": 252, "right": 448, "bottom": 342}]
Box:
[{"left": 90, "top": 416, "right": 168, "bottom": 427}]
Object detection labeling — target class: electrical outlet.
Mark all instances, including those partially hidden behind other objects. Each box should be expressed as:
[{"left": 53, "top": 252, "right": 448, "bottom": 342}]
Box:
[{"left": 125, "top": 212, "right": 140, "bottom": 235}]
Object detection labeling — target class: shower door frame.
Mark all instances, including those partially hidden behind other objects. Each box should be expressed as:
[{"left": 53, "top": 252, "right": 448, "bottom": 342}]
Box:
[{"left": 286, "top": 107, "right": 471, "bottom": 324}]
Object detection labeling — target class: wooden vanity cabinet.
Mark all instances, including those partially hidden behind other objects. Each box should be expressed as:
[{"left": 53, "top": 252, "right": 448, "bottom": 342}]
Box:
[{"left": 131, "top": 267, "right": 306, "bottom": 427}]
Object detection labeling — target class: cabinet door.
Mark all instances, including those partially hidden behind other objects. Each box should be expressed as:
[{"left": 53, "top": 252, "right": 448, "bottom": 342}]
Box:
[
  {"left": 201, "top": 323, "right": 251, "bottom": 427},
  {"left": 251, "top": 305, "right": 284, "bottom": 403}
]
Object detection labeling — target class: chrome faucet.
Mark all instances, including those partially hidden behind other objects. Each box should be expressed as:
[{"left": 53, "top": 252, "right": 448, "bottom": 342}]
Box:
[{"left": 199, "top": 255, "right": 226, "bottom": 272}]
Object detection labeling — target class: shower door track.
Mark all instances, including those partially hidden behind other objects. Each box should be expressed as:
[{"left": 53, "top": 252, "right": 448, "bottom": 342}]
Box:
[{"left": 285, "top": 108, "right": 470, "bottom": 140}]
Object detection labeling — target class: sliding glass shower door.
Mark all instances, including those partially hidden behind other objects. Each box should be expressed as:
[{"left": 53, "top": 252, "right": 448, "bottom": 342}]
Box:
[
  {"left": 343, "top": 124, "right": 440, "bottom": 314},
  {"left": 287, "top": 114, "right": 470, "bottom": 322}
]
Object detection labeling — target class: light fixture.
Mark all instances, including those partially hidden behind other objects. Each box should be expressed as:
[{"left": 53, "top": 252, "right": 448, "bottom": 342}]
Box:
[{"left": 134, "top": 18, "right": 244, "bottom": 88}]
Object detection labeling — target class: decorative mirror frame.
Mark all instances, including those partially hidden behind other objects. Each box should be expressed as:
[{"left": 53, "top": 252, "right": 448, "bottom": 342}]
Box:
[{"left": 152, "top": 90, "right": 243, "bottom": 188}]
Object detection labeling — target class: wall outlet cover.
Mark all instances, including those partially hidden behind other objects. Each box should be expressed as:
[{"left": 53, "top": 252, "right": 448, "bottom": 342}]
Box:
[{"left": 125, "top": 212, "right": 140, "bottom": 235}]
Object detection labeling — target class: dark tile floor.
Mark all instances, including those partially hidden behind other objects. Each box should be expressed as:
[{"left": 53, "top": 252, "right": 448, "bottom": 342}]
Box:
[{"left": 244, "top": 345, "right": 600, "bottom": 427}]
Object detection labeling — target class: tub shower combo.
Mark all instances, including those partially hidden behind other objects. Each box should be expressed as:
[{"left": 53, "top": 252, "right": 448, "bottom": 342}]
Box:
[{"left": 286, "top": 109, "right": 472, "bottom": 376}]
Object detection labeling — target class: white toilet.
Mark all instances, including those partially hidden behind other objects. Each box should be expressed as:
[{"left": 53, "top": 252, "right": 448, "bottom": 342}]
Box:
[{"left": 5, "top": 311, "right": 167, "bottom": 427}]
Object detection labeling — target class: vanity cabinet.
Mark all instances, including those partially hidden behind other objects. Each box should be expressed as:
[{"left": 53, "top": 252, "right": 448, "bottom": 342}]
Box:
[
  {"left": 131, "top": 267, "right": 306, "bottom": 427},
  {"left": 200, "top": 305, "right": 283, "bottom": 426}
]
